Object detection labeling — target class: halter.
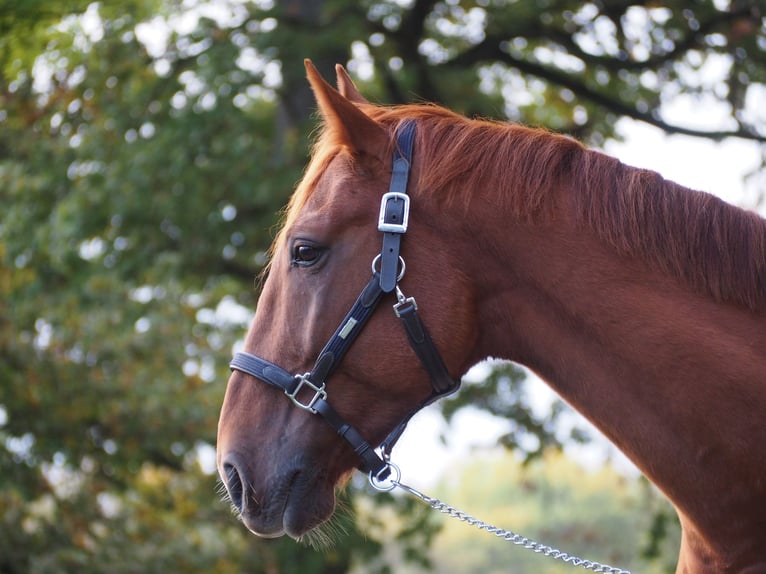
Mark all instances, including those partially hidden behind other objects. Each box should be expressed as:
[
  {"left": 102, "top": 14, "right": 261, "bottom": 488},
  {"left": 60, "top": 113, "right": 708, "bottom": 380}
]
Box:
[
  {"left": 228, "top": 120, "right": 632, "bottom": 574},
  {"left": 229, "top": 121, "right": 460, "bottom": 480}
]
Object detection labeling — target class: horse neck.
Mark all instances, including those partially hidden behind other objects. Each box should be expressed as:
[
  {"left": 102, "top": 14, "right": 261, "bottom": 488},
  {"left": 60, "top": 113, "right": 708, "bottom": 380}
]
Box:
[{"left": 437, "top": 181, "right": 766, "bottom": 567}]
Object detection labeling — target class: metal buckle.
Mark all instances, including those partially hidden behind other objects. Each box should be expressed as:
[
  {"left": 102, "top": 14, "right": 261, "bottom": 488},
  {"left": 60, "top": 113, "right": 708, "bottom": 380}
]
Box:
[
  {"left": 286, "top": 373, "right": 327, "bottom": 413},
  {"left": 393, "top": 285, "right": 417, "bottom": 317},
  {"left": 378, "top": 192, "right": 410, "bottom": 233}
]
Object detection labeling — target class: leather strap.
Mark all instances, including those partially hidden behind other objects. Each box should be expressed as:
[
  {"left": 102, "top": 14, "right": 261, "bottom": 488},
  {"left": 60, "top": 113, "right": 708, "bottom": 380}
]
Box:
[
  {"left": 229, "top": 120, "right": 460, "bottom": 478},
  {"left": 395, "top": 298, "right": 457, "bottom": 395},
  {"left": 379, "top": 121, "right": 416, "bottom": 292},
  {"left": 375, "top": 301, "right": 460, "bottom": 457},
  {"left": 313, "top": 399, "right": 388, "bottom": 476},
  {"left": 229, "top": 351, "right": 388, "bottom": 476},
  {"left": 229, "top": 352, "right": 296, "bottom": 393},
  {"left": 310, "top": 274, "right": 383, "bottom": 384}
]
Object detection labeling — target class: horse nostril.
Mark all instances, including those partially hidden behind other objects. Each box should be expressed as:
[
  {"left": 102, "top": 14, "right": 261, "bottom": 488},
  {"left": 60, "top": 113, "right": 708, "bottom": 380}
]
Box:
[{"left": 223, "top": 462, "right": 244, "bottom": 512}]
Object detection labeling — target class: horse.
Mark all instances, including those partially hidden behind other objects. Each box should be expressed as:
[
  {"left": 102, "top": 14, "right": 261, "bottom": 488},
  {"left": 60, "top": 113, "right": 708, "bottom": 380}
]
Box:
[{"left": 216, "top": 60, "right": 766, "bottom": 573}]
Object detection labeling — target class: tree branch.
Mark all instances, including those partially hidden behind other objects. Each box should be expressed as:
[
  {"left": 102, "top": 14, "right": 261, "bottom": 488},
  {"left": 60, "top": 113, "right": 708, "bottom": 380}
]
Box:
[
  {"left": 389, "top": 0, "right": 442, "bottom": 102},
  {"left": 547, "top": 5, "right": 761, "bottom": 72},
  {"left": 441, "top": 42, "right": 766, "bottom": 143}
]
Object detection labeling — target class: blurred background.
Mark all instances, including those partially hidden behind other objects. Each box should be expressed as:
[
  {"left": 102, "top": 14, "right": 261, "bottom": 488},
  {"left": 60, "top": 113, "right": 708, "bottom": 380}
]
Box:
[{"left": 1, "top": 1, "right": 764, "bottom": 572}]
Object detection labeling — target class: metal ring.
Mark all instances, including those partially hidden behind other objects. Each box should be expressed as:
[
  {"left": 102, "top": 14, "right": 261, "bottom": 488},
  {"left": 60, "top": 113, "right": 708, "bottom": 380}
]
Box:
[
  {"left": 368, "top": 461, "right": 401, "bottom": 492},
  {"left": 370, "top": 254, "right": 406, "bottom": 282}
]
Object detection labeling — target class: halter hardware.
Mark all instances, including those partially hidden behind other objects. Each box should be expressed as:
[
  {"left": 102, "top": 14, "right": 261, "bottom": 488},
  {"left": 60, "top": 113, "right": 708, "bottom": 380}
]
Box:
[
  {"left": 229, "top": 121, "right": 460, "bottom": 479},
  {"left": 378, "top": 191, "right": 410, "bottom": 233},
  {"left": 370, "top": 253, "right": 406, "bottom": 282},
  {"left": 393, "top": 286, "right": 417, "bottom": 317},
  {"left": 286, "top": 373, "right": 327, "bottom": 413},
  {"left": 368, "top": 460, "right": 401, "bottom": 493}
]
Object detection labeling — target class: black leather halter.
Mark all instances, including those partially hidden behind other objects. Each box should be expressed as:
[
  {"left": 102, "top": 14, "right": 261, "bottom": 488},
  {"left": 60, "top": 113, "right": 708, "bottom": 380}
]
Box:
[{"left": 229, "top": 121, "right": 460, "bottom": 480}]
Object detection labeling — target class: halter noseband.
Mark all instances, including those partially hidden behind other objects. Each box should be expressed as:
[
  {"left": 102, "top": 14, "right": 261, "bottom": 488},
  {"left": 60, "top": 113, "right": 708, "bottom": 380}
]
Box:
[{"left": 229, "top": 121, "right": 460, "bottom": 480}]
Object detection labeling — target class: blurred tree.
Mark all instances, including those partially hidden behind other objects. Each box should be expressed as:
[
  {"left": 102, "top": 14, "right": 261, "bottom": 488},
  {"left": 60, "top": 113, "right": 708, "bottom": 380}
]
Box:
[
  {"left": 1, "top": 0, "right": 762, "bottom": 571},
  {"left": 426, "top": 451, "right": 680, "bottom": 574},
  {"left": 0, "top": 1, "right": 431, "bottom": 571}
]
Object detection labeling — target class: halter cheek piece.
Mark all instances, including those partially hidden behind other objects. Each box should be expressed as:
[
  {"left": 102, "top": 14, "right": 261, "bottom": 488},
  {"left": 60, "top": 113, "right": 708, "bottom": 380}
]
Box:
[{"left": 229, "top": 121, "right": 460, "bottom": 480}]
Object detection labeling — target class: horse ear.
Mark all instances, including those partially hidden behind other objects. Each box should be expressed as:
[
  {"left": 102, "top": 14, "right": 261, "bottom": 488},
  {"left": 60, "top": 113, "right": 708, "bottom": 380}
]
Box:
[
  {"left": 305, "top": 59, "right": 386, "bottom": 156},
  {"left": 335, "top": 64, "right": 368, "bottom": 104}
]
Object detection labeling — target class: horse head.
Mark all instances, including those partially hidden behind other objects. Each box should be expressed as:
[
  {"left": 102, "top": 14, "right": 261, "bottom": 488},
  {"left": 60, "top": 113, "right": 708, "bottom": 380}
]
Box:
[{"left": 216, "top": 61, "right": 479, "bottom": 539}]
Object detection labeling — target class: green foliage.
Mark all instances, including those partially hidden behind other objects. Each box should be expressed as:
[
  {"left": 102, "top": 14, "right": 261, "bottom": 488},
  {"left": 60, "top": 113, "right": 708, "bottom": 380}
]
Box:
[
  {"left": 1, "top": 0, "right": 762, "bottom": 571},
  {"left": 0, "top": 2, "right": 375, "bottom": 571},
  {"left": 440, "top": 362, "right": 587, "bottom": 463}
]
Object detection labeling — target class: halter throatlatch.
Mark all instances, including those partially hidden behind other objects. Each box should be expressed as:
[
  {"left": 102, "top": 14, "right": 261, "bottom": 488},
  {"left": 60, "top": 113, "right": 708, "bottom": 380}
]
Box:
[{"left": 229, "top": 121, "right": 460, "bottom": 480}]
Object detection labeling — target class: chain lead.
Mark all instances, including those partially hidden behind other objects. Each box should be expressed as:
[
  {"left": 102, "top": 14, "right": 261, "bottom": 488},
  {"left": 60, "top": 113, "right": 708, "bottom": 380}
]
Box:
[{"left": 379, "top": 473, "right": 631, "bottom": 574}]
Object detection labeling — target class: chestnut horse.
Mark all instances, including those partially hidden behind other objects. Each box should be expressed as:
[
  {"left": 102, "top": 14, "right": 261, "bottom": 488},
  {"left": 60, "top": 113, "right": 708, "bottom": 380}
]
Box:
[{"left": 217, "top": 60, "right": 766, "bottom": 573}]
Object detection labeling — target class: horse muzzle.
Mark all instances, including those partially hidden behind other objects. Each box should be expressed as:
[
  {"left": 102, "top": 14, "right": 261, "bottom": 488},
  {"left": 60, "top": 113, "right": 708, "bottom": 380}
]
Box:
[{"left": 220, "top": 451, "right": 337, "bottom": 539}]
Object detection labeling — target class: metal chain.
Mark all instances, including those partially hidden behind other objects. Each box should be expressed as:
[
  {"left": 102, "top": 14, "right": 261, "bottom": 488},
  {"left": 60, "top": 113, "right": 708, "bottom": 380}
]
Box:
[{"left": 371, "top": 464, "right": 632, "bottom": 574}]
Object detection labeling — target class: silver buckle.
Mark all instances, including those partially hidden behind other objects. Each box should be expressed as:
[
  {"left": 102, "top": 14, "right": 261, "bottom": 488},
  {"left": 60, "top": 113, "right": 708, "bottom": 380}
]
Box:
[
  {"left": 393, "top": 285, "right": 417, "bottom": 317},
  {"left": 378, "top": 192, "right": 410, "bottom": 233},
  {"left": 286, "top": 373, "right": 327, "bottom": 413}
]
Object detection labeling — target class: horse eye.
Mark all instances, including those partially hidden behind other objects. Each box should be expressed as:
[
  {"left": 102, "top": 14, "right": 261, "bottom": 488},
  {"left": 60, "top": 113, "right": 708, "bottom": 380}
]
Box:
[{"left": 291, "top": 243, "right": 323, "bottom": 267}]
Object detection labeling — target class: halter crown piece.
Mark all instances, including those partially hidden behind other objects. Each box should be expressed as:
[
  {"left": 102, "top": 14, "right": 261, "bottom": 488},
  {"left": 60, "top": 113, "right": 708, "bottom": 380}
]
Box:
[{"left": 229, "top": 121, "right": 460, "bottom": 480}]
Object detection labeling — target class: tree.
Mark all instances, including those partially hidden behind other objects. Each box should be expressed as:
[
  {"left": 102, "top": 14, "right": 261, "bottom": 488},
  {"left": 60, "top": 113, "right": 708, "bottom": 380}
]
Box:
[
  {"left": 0, "top": 1, "right": 412, "bottom": 572},
  {"left": 1, "top": 0, "right": 763, "bottom": 571},
  {"left": 427, "top": 450, "right": 680, "bottom": 574}
]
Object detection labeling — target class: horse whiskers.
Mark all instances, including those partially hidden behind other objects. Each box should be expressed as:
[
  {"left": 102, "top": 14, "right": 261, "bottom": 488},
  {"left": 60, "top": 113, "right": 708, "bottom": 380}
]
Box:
[
  {"left": 216, "top": 485, "right": 240, "bottom": 518},
  {"left": 291, "top": 488, "right": 352, "bottom": 549},
  {"left": 215, "top": 477, "right": 229, "bottom": 498},
  {"left": 248, "top": 488, "right": 261, "bottom": 509},
  {"left": 215, "top": 475, "right": 261, "bottom": 521},
  {"left": 299, "top": 512, "right": 350, "bottom": 550}
]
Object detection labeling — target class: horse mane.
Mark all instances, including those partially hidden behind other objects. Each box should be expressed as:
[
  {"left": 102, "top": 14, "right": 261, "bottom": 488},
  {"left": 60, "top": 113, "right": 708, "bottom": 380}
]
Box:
[{"left": 288, "top": 103, "right": 766, "bottom": 310}]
